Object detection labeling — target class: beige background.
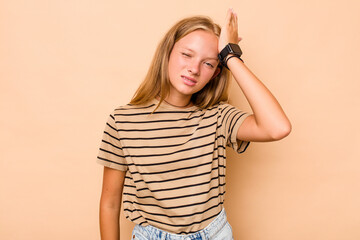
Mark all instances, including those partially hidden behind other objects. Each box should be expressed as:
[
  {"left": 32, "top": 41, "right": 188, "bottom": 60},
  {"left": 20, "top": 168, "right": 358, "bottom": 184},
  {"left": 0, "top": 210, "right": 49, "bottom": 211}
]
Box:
[{"left": 1, "top": 0, "right": 359, "bottom": 239}]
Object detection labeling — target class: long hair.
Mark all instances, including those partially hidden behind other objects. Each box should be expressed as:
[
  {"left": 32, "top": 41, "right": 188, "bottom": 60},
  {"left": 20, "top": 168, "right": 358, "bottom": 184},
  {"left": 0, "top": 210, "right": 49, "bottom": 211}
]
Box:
[{"left": 130, "top": 16, "right": 231, "bottom": 111}]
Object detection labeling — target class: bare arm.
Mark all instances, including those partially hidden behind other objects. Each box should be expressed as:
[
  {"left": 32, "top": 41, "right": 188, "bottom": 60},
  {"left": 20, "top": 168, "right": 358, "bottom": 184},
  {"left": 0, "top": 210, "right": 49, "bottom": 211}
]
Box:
[
  {"left": 232, "top": 62, "right": 291, "bottom": 142},
  {"left": 99, "top": 166, "right": 126, "bottom": 240},
  {"left": 219, "top": 9, "right": 292, "bottom": 142}
]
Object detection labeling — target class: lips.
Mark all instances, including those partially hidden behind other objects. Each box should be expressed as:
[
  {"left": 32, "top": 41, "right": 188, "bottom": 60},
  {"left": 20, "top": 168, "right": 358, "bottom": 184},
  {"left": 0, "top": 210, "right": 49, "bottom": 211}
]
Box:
[{"left": 181, "top": 75, "right": 197, "bottom": 86}]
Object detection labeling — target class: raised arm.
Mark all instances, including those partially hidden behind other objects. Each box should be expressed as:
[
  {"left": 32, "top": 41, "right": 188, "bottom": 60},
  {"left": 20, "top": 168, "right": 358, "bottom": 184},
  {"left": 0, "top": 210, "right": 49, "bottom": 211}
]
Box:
[
  {"left": 219, "top": 8, "right": 292, "bottom": 142},
  {"left": 99, "top": 167, "right": 126, "bottom": 240}
]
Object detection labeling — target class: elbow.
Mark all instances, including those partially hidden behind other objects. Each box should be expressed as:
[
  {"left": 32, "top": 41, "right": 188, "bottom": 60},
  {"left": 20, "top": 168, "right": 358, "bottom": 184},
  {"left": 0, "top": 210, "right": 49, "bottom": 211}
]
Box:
[
  {"left": 100, "top": 197, "right": 122, "bottom": 212},
  {"left": 100, "top": 192, "right": 122, "bottom": 211},
  {"left": 269, "top": 121, "right": 292, "bottom": 141}
]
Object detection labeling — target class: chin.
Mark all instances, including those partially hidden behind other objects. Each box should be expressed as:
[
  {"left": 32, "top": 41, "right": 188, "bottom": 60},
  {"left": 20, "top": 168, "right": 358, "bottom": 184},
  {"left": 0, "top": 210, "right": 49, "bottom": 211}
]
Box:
[{"left": 174, "top": 87, "right": 197, "bottom": 96}]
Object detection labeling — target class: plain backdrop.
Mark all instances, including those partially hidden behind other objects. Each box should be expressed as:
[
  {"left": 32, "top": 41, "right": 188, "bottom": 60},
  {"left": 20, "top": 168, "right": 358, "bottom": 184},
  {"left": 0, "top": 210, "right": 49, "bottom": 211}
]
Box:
[{"left": 1, "top": 0, "right": 359, "bottom": 239}]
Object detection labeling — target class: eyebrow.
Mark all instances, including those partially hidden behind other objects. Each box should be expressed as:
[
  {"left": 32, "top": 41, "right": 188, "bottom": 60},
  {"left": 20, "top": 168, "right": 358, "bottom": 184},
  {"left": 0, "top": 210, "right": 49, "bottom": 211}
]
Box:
[{"left": 181, "top": 47, "right": 218, "bottom": 61}]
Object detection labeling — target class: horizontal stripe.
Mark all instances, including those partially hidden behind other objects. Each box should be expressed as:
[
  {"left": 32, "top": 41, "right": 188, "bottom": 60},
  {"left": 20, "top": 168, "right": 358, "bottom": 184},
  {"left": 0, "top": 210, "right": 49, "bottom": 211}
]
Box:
[
  {"left": 114, "top": 109, "right": 198, "bottom": 116},
  {"left": 145, "top": 210, "right": 222, "bottom": 230},
  {"left": 126, "top": 167, "right": 226, "bottom": 184},
  {"left": 139, "top": 221, "right": 147, "bottom": 226},
  {"left": 116, "top": 104, "right": 156, "bottom": 110},
  {"left": 117, "top": 121, "right": 216, "bottom": 135},
  {"left": 99, "top": 148, "right": 124, "bottom": 158},
  {"left": 97, "top": 157, "right": 126, "bottom": 166},
  {"left": 130, "top": 160, "right": 214, "bottom": 176},
  {"left": 127, "top": 152, "right": 226, "bottom": 168},
  {"left": 135, "top": 176, "right": 220, "bottom": 192},
  {"left": 103, "top": 131, "right": 119, "bottom": 141},
  {"left": 117, "top": 123, "right": 199, "bottom": 132},
  {"left": 117, "top": 121, "right": 219, "bottom": 141},
  {"left": 106, "top": 122, "right": 117, "bottom": 131},
  {"left": 123, "top": 183, "right": 225, "bottom": 201},
  {"left": 101, "top": 139, "right": 123, "bottom": 151},
  {"left": 115, "top": 110, "right": 217, "bottom": 124},
  {"left": 122, "top": 142, "right": 220, "bottom": 159},
  {"left": 124, "top": 201, "right": 222, "bottom": 219},
  {"left": 119, "top": 133, "right": 194, "bottom": 140},
  {"left": 123, "top": 191, "right": 225, "bottom": 210},
  {"left": 130, "top": 215, "right": 142, "bottom": 222},
  {"left": 121, "top": 132, "right": 219, "bottom": 149}
]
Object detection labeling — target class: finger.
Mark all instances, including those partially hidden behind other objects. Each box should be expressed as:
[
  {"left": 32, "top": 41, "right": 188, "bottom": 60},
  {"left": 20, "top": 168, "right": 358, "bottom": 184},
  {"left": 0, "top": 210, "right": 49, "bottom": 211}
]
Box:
[
  {"left": 233, "top": 13, "right": 237, "bottom": 28},
  {"left": 227, "top": 8, "right": 235, "bottom": 26},
  {"left": 238, "top": 37, "right": 242, "bottom": 42},
  {"left": 225, "top": 8, "right": 232, "bottom": 24},
  {"left": 230, "top": 11, "right": 236, "bottom": 28}
]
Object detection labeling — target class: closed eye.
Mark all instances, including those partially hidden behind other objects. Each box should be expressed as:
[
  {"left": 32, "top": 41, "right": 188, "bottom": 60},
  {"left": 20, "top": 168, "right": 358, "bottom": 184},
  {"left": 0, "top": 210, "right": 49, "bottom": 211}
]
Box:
[
  {"left": 205, "top": 62, "right": 214, "bottom": 68},
  {"left": 181, "top": 52, "right": 191, "bottom": 57}
]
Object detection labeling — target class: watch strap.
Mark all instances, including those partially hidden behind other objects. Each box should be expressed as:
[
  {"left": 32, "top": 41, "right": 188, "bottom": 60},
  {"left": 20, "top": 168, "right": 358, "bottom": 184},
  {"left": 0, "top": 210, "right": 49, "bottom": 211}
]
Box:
[
  {"left": 223, "top": 55, "right": 244, "bottom": 70},
  {"left": 218, "top": 43, "right": 243, "bottom": 69}
]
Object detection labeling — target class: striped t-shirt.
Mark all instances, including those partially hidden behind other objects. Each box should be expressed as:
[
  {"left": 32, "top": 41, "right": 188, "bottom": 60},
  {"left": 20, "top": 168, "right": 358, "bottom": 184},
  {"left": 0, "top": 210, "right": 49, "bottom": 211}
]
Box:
[{"left": 96, "top": 98, "right": 251, "bottom": 234}]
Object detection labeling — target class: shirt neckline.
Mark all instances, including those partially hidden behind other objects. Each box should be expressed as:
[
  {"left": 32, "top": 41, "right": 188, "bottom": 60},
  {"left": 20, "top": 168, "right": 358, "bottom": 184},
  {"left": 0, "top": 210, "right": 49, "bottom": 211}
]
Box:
[{"left": 151, "top": 98, "right": 199, "bottom": 111}]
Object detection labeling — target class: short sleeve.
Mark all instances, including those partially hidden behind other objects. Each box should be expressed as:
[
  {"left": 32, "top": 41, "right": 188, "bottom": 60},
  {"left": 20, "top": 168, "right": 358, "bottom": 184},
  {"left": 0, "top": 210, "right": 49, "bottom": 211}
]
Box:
[
  {"left": 96, "top": 111, "right": 128, "bottom": 171},
  {"left": 219, "top": 103, "right": 251, "bottom": 154}
]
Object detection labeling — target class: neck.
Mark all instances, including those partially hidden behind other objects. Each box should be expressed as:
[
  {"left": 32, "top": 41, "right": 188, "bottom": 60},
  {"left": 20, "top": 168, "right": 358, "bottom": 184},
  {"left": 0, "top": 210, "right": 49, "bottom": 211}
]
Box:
[
  {"left": 163, "top": 99, "right": 192, "bottom": 108},
  {"left": 156, "top": 95, "right": 193, "bottom": 108}
]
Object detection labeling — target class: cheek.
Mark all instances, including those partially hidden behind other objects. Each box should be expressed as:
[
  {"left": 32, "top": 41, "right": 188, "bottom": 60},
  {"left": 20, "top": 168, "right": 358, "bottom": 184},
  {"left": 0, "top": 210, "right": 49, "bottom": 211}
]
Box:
[
  {"left": 168, "top": 56, "right": 185, "bottom": 75},
  {"left": 197, "top": 73, "right": 213, "bottom": 88},
  {"left": 168, "top": 59, "right": 177, "bottom": 79},
  {"left": 202, "top": 67, "right": 217, "bottom": 80}
]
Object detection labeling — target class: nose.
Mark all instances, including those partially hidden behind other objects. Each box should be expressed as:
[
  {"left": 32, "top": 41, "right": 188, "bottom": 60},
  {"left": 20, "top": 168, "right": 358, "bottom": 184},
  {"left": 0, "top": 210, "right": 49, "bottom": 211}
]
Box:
[{"left": 187, "top": 59, "right": 200, "bottom": 75}]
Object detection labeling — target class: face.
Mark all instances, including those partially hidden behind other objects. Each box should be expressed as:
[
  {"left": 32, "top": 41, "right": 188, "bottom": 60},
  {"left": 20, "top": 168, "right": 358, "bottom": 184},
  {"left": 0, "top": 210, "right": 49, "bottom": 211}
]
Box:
[{"left": 167, "top": 30, "right": 220, "bottom": 100}]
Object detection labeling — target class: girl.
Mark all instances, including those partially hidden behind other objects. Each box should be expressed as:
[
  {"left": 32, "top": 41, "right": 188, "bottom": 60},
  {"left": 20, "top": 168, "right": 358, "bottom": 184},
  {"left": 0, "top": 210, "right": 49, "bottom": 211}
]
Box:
[{"left": 97, "top": 8, "right": 291, "bottom": 240}]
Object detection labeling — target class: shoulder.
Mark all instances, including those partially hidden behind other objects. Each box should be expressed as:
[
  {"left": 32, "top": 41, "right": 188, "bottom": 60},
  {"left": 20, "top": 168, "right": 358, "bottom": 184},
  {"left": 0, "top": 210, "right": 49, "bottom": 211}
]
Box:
[
  {"left": 111, "top": 101, "right": 157, "bottom": 116},
  {"left": 217, "top": 101, "right": 234, "bottom": 109},
  {"left": 204, "top": 101, "right": 236, "bottom": 113}
]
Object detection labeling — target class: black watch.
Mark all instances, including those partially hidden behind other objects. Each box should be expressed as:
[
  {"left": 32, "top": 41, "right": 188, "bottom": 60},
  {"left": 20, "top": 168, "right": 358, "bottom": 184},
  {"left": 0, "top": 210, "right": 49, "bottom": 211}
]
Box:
[{"left": 218, "top": 43, "right": 243, "bottom": 68}]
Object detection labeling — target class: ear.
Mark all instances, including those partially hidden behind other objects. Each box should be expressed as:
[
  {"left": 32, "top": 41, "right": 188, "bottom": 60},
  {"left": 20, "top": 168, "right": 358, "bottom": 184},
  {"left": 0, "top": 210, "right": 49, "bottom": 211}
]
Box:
[{"left": 211, "top": 67, "right": 221, "bottom": 79}]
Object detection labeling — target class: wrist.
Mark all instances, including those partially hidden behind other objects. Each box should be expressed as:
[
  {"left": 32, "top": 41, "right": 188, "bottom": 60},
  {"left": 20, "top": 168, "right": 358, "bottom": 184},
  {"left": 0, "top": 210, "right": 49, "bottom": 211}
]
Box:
[
  {"left": 224, "top": 53, "right": 236, "bottom": 61},
  {"left": 218, "top": 43, "right": 243, "bottom": 69},
  {"left": 225, "top": 55, "right": 244, "bottom": 69}
]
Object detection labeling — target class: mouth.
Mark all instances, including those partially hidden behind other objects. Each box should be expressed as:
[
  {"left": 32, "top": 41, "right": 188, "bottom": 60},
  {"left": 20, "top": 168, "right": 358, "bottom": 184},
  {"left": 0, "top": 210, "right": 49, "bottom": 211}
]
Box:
[{"left": 181, "top": 75, "right": 197, "bottom": 86}]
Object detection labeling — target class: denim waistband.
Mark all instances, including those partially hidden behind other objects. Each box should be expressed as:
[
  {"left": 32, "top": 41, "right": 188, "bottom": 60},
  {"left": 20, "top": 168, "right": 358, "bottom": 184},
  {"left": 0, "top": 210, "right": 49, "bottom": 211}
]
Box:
[{"left": 134, "top": 208, "right": 229, "bottom": 239}]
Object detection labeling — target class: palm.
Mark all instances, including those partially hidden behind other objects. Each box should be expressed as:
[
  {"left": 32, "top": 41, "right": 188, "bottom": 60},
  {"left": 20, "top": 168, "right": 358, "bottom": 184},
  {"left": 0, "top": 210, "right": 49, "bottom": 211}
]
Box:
[{"left": 219, "top": 8, "right": 242, "bottom": 52}]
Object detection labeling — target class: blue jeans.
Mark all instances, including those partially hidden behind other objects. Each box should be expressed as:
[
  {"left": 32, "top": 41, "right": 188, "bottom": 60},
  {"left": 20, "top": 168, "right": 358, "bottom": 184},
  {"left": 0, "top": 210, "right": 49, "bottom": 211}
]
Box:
[{"left": 131, "top": 208, "right": 234, "bottom": 240}]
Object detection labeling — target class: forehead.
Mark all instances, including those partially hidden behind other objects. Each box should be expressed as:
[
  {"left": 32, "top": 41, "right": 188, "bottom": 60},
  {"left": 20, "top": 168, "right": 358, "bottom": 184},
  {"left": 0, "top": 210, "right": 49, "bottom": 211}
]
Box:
[{"left": 174, "top": 30, "right": 218, "bottom": 56}]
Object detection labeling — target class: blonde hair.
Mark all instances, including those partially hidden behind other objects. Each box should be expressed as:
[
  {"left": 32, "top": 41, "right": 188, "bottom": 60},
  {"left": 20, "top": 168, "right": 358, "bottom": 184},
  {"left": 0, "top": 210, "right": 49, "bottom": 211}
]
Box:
[{"left": 130, "top": 16, "right": 231, "bottom": 111}]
